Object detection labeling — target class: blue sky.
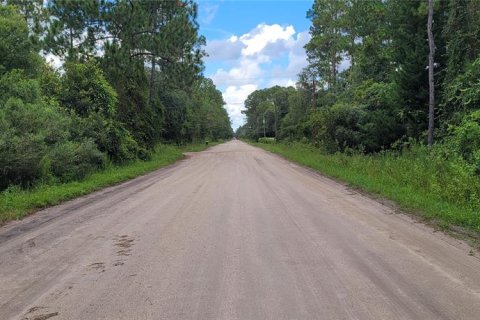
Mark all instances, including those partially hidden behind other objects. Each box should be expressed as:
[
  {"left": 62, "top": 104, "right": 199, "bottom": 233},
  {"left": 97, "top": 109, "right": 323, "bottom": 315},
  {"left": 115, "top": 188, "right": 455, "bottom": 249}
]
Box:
[{"left": 197, "top": 0, "right": 313, "bottom": 130}]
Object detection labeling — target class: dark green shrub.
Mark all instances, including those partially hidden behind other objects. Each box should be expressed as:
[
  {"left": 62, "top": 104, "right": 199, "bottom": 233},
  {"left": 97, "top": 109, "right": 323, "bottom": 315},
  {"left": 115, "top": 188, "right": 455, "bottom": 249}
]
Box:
[
  {"left": 0, "top": 5, "right": 40, "bottom": 76},
  {"left": 49, "top": 139, "right": 106, "bottom": 182},
  {"left": 0, "top": 70, "right": 41, "bottom": 105},
  {"left": 443, "top": 57, "right": 480, "bottom": 124},
  {"left": 0, "top": 131, "right": 46, "bottom": 189},
  {"left": 70, "top": 113, "right": 141, "bottom": 163},
  {"left": 60, "top": 61, "right": 118, "bottom": 118},
  {"left": 306, "top": 103, "right": 364, "bottom": 153},
  {"left": 445, "top": 110, "right": 480, "bottom": 172}
]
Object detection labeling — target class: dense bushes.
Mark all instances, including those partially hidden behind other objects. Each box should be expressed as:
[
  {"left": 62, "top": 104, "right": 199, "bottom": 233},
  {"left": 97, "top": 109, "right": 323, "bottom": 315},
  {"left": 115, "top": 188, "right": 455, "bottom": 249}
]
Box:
[
  {"left": 0, "top": 94, "right": 107, "bottom": 188},
  {"left": 61, "top": 62, "right": 118, "bottom": 118},
  {"left": 0, "top": 60, "right": 138, "bottom": 189},
  {"left": 49, "top": 140, "right": 106, "bottom": 182},
  {"left": 61, "top": 61, "right": 143, "bottom": 162}
]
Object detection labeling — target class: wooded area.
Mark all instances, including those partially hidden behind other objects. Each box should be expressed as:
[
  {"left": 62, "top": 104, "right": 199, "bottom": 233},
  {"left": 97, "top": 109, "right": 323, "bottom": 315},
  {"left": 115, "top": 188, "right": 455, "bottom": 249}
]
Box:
[
  {"left": 238, "top": 0, "right": 480, "bottom": 164},
  {"left": 0, "top": 0, "right": 233, "bottom": 190}
]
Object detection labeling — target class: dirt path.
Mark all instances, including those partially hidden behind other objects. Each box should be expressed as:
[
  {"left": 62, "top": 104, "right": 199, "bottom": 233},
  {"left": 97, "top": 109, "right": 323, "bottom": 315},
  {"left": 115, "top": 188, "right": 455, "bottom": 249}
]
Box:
[{"left": 1, "top": 140, "right": 480, "bottom": 319}]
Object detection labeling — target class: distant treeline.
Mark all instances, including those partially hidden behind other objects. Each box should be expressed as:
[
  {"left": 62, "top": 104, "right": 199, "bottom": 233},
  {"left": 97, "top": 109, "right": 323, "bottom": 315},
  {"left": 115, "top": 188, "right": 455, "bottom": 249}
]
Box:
[
  {"left": 0, "top": 1, "right": 233, "bottom": 190},
  {"left": 237, "top": 0, "right": 480, "bottom": 168}
]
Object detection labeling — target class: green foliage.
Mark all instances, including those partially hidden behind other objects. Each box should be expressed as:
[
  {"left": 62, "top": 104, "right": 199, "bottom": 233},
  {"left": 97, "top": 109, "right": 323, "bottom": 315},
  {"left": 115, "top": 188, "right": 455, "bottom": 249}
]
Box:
[
  {"left": 0, "top": 70, "right": 41, "bottom": 105},
  {"left": 446, "top": 110, "right": 480, "bottom": 171},
  {"left": 0, "top": 98, "right": 72, "bottom": 188},
  {"left": 61, "top": 61, "right": 117, "bottom": 118},
  {"left": 307, "top": 103, "right": 363, "bottom": 152},
  {"left": 39, "top": 64, "right": 62, "bottom": 100},
  {"left": 354, "top": 81, "right": 404, "bottom": 152},
  {"left": 443, "top": 0, "right": 480, "bottom": 83},
  {"left": 45, "top": 0, "right": 104, "bottom": 61},
  {"left": 243, "top": 0, "right": 480, "bottom": 154},
  {"left": 443, "top": 57, "right": 480, "bottom": 124},
  {"left": 305, "top": 0, "right": 349, "bottom": 89},
  {"left": 49, "top": 139, "right": 106, "bottom": 182},
  {"left": 0, "top": 5, "right": 40, "bottom": 76}
]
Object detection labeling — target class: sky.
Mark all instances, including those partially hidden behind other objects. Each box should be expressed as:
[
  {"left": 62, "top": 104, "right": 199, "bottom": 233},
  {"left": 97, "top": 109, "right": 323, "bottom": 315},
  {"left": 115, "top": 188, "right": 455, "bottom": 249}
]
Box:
[{"left": 197, "top": 0, "right": 313, "bottom": 130}]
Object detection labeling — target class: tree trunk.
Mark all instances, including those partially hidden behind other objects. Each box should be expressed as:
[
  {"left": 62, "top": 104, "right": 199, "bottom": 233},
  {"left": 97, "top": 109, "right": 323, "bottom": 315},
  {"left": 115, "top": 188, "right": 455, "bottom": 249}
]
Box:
[
  {"left": 311, "top": 78, "right": 316, "bottom": 111},
  {"left": 427, "top": 0, "right": 435, "bottom": 147},
  {"left": 148, "top": 57, "right": 155, "bottom": 107}
]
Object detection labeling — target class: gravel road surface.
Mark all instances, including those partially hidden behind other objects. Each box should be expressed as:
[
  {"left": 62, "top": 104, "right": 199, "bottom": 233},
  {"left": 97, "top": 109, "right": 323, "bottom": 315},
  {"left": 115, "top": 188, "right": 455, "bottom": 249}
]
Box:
[{"left": 1, "top": 140, "right": 480, "bottom": 319}]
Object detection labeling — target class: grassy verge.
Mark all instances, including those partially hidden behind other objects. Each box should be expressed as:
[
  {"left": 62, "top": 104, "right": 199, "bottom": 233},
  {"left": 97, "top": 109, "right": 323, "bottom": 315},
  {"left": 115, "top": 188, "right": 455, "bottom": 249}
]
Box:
[
  {"left": 252, "top": 141, "right": 480, "bottom": 237},
  {"left": 0, "top": 142, "right": 219, "bottom": 224}
]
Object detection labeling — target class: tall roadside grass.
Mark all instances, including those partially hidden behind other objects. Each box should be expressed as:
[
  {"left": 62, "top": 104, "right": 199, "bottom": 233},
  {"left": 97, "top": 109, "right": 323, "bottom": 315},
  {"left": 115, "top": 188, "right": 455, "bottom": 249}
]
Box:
[
  {"left": 0, "top": 142, "right": 219, "bottom": 224},
  {"left": 253, "top": 142, "right": 480, "bottom": 236}
]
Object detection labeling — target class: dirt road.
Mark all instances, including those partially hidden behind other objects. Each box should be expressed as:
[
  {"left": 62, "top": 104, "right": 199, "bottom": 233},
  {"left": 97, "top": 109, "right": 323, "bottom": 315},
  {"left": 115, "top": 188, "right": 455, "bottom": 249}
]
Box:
[{"left": 1, "top": 140, "right": 480, "bottom": 319}]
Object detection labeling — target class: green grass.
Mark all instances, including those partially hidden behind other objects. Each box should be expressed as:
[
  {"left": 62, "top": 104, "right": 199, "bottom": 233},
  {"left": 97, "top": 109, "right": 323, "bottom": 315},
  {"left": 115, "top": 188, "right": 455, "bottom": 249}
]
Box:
[
  {"left": 253, "top": 141, "right": 480, "bottom": 237},
  {"left": 0, "top": 142, "right": 219, "bottom": 224}
]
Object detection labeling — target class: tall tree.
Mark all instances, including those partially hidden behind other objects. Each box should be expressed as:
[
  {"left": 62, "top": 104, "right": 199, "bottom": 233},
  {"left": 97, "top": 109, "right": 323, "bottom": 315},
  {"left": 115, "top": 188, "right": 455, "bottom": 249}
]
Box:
[
  {"left": 305, "top": 0, "right": 349, "bottom": 90},
  {"left": 45, "top": 0, "right": 106, "bottom": 61}
]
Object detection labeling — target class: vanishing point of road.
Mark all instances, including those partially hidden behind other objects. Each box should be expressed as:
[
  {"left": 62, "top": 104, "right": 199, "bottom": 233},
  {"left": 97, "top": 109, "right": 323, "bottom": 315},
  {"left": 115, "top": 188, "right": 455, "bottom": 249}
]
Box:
[{"left": 1, "top": 140, "right": 480, "bottom": 319}]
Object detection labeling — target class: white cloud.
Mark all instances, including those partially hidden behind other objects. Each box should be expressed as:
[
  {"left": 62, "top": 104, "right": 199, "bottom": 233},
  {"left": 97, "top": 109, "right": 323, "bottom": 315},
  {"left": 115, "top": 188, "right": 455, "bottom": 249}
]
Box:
[
  {"left": 285, "top": 31, "right": 310, "bottom": 73},
  {"left": 206, "top": 38, "right": 244, "bottom": 61},
  {"left": 239, "top": 24, "right": 295, "bottom": 56},
  {"left": 211, "top": 55, "right": 268, "bottom": 86},
  {"left": 223, "top": 84, "right": 258, "bottom": 130},
  {"left": 206, "top": 24, "right": 310, "bottom": 130}
]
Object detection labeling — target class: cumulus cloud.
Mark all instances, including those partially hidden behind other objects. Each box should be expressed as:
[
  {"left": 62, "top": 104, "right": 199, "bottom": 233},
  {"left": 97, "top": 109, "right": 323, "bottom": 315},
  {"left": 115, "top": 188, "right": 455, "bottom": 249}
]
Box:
[
  {"left": 239, "top": 24, "right": 295, "bottom": 56},
  {"left": 206, "top": 37, "right": 244, "bottom": 61},
  {"left": 223, "top": 84, "right": 258, "bottom": 130},
  {"left": 211, "top": 55, "right": 269, "bottom": 86},
  {"left": 206, "top": 24, "right": 310, "bottom": 130}
]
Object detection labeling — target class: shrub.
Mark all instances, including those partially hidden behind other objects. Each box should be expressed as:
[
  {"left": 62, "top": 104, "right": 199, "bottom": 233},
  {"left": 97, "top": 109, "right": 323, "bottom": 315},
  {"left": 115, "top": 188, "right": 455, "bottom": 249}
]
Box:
[
  {"left": 0, "top": 5, "right": 40, "bottom": 76},
  {"left": 444, "top": 57, "right": 480, "bottom": 123},
  {"left": 60, "top": 60, "right": 118, "bottom": 118},
  {"left": 0, "top": 97, "right": 104, "bottom": 188},
  {"left": 306, "top": 103, "right": 364, "bottom": 152},
  {"left": 0, "top": 130, "right": 46, "bottom": 189},
  {"left": 70, "top": 113, "right": 142, "bottom": 163},
  {"left": 0, "top": 70, "right": 41, "bottom": 105},
  {"left": 445, "top": 110, "right": 480, "bottom": 172},
  {"left": 49, "top": 140, "right": 106, "bottom": 182}
]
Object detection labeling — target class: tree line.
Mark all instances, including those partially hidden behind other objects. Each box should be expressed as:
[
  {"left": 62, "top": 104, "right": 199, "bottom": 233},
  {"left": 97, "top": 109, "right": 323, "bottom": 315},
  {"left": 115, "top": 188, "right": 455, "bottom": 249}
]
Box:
[
  {"left": 238, "top": 0, "right": 480, "bottom": 169},
  {"left": 0, "top": 0, "right": 233, "bottom": 190}
]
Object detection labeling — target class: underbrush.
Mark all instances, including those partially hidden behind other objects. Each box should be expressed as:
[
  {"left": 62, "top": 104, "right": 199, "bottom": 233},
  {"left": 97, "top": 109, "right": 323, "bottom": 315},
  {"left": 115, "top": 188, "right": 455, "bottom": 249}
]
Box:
[{"left": 254, "top": 142, "right": 480, "bottom": 235}]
